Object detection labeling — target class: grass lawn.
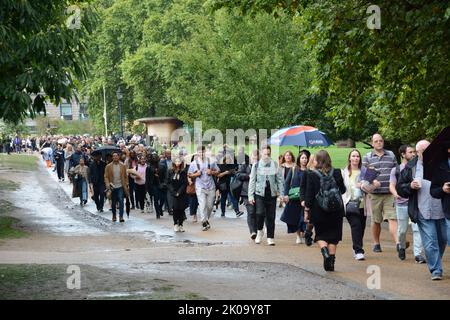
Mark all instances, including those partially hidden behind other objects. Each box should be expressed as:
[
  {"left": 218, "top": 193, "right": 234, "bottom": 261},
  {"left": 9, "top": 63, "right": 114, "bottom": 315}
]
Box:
[
  {"left": 0, "top": 153, "right": 37, "bottom": 171},
  {"left": 274, "top": 143, "right": 372, "bottom": 169},
  {"left": 0, "top": 217, "right": 28, "bottom": 239},
  {"left": 178, "top": 142, "right": 372, "bottom": 170}
]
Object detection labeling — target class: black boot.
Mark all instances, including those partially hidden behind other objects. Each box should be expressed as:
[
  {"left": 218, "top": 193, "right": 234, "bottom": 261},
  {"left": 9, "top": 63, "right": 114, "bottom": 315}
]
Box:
[
  {"left": 329, "top": 254, "right": 335, "bottom": 271},
  {"left": 321, "top": 247, "right": 332, "bottom": 271}
]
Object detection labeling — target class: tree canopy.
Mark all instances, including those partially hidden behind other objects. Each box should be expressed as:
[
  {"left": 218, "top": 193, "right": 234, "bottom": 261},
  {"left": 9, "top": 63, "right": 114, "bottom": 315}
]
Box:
[{"left": 0, "top": 0, "right": 97, "bottom": 124}]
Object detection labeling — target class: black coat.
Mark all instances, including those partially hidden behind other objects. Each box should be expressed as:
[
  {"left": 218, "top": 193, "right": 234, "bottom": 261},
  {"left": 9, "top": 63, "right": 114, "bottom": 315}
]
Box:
[
  {"left": 89, "top": 160, "right": 106, "bottom": 186},
  {"left": 146, "top": 164, "right": 167, "bottom": 193},
  {"left": 167, "top": 169, "right": 188, "bottom": 211},
  {"left": 430, "top": 160, "right": 450, "bottom": 219},
  {"left": 304, "top": 168, "right": 346, "bottom": 224},
  {"left": 396, "top": 157, "right": 421, "bottom": 222}
]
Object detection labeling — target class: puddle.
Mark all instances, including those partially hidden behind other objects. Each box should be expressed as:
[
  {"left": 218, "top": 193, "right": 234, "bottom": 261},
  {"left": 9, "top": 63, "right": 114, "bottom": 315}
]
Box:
[
  {"left": 10, "top": 176, "right": 104, "bottom": 236},
  {"left": 87, "top": 291, "right": 152, "bottom": 298}
]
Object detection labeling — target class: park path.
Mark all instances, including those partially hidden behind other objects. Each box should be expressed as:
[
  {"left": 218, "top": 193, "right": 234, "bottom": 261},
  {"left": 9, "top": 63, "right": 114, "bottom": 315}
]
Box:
[{"left": 0, "top": 157, "right": 449, "bottom": 299}]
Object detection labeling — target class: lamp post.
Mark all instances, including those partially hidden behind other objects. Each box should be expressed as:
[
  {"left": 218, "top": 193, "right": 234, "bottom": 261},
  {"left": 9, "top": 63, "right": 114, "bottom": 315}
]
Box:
[{"left": 116, "top": 86, "right": 123, "bottom": 138}]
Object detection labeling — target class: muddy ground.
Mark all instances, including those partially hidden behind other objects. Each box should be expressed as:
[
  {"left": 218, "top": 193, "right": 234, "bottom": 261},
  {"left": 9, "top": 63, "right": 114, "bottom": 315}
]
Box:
[{"left": 0, "top": 156, "right": 449, "bottom": 300}]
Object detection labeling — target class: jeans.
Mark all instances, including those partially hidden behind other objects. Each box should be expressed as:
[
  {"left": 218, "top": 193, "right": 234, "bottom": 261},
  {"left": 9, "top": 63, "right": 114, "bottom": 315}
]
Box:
[
  {"left": 346, "top": 209, "right": 367, "bottom": 254},
  {"left": 80, "top": 180, "right": 88, "bottom": 202},
  {"left": 396, "top": 205, "right": 424, "bottom": 256},
  {"left": 152, "top": 188, "right": 165, "bottom": 217},
  {"left": 243, "top": 196, "right": 257, "bottom": 235},
  {"left": 111, "top": 187, "right": 125, "bottom": 219},
  {"left": 220, "top": 189, "right": 239, "bottom": 214},
  {"left": 447, "top": 218, "right": 450, "bottom": 246},
  {"left": 417, "top": 216, "right": 447, "bottom": 276},
  {"left": 196, "top": 188, "right": 216, "bottom": 223},
  {"left": 255, "top": 195, "right": 277, "bottom": 239},
  {"left": 188, "top": 195, "right": 198, "bottom": 216}
]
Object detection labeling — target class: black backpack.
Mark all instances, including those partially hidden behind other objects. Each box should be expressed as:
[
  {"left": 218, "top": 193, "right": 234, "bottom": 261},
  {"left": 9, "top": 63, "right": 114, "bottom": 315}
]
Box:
[{"left": 313, "top": 169, "right": 343, "bottom": 213}]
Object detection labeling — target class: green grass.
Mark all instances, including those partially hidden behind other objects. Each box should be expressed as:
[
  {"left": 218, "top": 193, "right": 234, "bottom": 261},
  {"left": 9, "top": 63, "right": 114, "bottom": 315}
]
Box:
[
  {"left": 0, "top": 154, "right": 37, "bottom": 171},
  {"left": 0, "top": 179, "right": 20, "bottom": 191},
  {"left": 274, "top": 143, "right": 372, "bottom": 169},
  {"left": 0, "top": 217, "right": 28, "bottom": 239},
  {"left": 180, "top": 142, "right": 371, "bottom": 170}
]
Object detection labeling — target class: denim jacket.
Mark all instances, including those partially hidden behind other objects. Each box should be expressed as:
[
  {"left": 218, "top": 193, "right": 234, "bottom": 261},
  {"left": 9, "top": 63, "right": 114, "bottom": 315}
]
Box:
[{"left": 248, "top": 159, "right": 284, "bottom": 202}]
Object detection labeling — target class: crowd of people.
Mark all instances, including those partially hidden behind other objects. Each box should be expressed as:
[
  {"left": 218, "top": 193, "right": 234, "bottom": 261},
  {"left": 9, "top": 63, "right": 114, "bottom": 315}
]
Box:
[{"left": 5, "top": 132, "right": 449, "bottom": 280}]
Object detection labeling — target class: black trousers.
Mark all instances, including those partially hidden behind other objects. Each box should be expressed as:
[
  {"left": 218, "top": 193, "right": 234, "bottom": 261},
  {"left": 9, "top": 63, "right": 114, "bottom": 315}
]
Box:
[
  {"left": 92, "top": 184, "right": 105, "bottom": 211},
  {"left": 56, "top": 160, "right": 65, "bottom": 180},
  {"left": 173, "top": 207, "right": 185, "bottom": 226},
  {"left": 346, "top": 209, "right": 367, "bottom": 254},
  {"left": 255, "top": 195, "right": 277, "bottom": 238},
  {"left": 135, "top": 184, "right": 146, "bottom": 211},
  {"left": 128, "top": 177, "right": 136, "bottom": 208},
  {"left": 243, "top": 196, "right": 257, "bottom": 235}
]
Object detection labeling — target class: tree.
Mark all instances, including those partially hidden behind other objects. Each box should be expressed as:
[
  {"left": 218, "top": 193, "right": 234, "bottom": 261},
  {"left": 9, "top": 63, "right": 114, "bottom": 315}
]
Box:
[
  {"left": 0, "top": 0, "right": 97, "bottom": 124},
  {"left": 160, "top": 8, "right": 313, "bottom": 131}
]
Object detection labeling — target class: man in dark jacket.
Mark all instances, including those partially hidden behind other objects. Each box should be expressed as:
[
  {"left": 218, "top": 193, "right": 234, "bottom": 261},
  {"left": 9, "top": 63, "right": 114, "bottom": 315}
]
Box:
[
  {"left": 397, "top": 140, "right": 447, "bottom": 280},
  {"left": 70, "top": 145, "right": 87, "bottom": 169},
  {"left": 89, "top": 153, "right": 106, "bottom": 212},
  {"left": 430, "top": 142, "right": 450, "bottom": 246}
]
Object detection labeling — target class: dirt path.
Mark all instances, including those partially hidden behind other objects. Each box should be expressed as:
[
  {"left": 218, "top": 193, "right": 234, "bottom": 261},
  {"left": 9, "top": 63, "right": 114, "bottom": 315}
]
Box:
[{"left": 0, "top": 158, "right": 449, "bottom": 299}]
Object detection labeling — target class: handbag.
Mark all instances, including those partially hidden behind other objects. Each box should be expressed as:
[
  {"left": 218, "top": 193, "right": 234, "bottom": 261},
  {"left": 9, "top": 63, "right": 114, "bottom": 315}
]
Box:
[
  {"left": 287, "top": 167, "right": 300, "bottom": 201},
  {"left": 186, "top": 183, "right": 196, "bottom": 195},
  {"left": 230, "top": 177, "right": 243, "bottom": 199},
  {"left": 345, "top": 199, "right": 361, "bottom": 214}
]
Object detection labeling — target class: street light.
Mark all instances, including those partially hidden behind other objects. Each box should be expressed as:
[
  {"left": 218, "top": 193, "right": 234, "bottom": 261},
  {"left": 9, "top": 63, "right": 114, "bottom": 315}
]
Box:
[{"left": 116, "top": 86, "right": 124, "bottom": 138}]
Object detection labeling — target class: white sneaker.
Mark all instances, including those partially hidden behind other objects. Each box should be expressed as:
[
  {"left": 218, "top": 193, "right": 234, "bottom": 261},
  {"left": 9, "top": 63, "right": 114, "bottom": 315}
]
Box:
[
  {"left": 355, "top": 253, "right": 365, "bottom": 261},
  {"left": 296, "top": 235, "right": 302, "bottom": 244},
  {"left": 179, "top": 225, "right": 185, "bottom": 232},
  {"left": 267, "top": 238, "right": 275, "bottom": 246},
  {"left": 173, "top": 224, "right": 180, "bottom": 232},
  {"left": 255, "top": 230, "right": 264, "bottom": 244}
]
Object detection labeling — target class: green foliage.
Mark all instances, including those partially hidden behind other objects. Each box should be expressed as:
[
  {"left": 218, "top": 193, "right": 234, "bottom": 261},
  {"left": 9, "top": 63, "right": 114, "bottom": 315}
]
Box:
[
  {"left": 297, "top": 0, "right": 450, "bottom": 142},
  {"left": 0, "top": 0, "right": 97, "bottom": 124},
  {"left": 159, "top": 6, "right": 313, "bottom": 131}
]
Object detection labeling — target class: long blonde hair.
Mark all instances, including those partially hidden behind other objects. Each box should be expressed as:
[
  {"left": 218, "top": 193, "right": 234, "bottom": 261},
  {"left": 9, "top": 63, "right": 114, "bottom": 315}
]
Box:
[{"left": 306, "top": 153, "right": 316, "bottom": 170}]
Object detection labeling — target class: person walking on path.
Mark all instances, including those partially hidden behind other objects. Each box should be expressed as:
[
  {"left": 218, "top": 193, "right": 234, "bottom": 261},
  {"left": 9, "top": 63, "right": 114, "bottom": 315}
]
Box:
[
  {"left": 301, "top": 153, "right": 317, "bottom": 246},
  {"left": 64, "top": 144, "right": 74, "bottom": 181},
  {"left": 217, "top": 152, "right": 243, "bottom": 218},
  {"left": 397, "top": 140, "right": 447, "bottom": 280},
  {"left": 70, "top": 157, "right": 90, "bottom": 207},
  {"left": 341, "top": 149, "right": 370, "bottom": 261},
  {"left": 236, "top": 149, "right": 259, "bottom": 240},
  {"left": 304, "top": 150, "right": 346, "bottom": 271},
  {"left": 248, "top": 146, "right": 284, "bottom": 246},
  {"left": 389, "top": 145, "right": 426, "bottom": 263},
  {"left": 146, "top": 154, "right": 168, "bottom": 219},
  {"left": 133, "top": 156, "right": 149, "bottom": 213},
  {"left": 104, "top": 152, "right": 129, "bottom": 222},
  {"left": 54, "top": 144, "right": 65, "bottom": 182},
  {"left": 125, "top": 151, "right": 138, "bottom": 210},
  {"left": 168, "top": 157, "right": 188, "bottom": 232},
  {"left": 430, "top": 142, "right": 450, "bottom": 247},
  {"left": 188, "top": 146, "right": 220, "bottom": 231},
  {"left": 362, "top": 133, "right": 398, "bottom": 253},
  {"left": 282, "top": 150, "right": 310, "bottom": 244},
  {"left": 89, "top": 153, "right": 106, "bottom": 213}
]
